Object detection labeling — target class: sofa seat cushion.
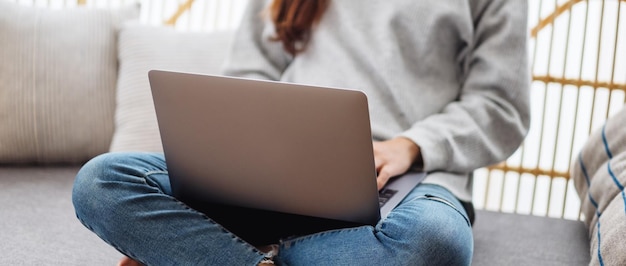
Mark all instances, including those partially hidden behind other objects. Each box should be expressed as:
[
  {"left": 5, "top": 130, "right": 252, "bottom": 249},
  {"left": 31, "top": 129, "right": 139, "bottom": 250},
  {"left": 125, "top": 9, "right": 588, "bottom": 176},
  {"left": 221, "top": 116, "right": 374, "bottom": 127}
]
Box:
[
  {"left": 0, "top": 167, "right": 120, "bottom": 265},
  {"left": 1, "top": 165, "right": 591, "bottom": 265},
  {"left": 472, "top": 210, "right": 590, "bottom": 265}
]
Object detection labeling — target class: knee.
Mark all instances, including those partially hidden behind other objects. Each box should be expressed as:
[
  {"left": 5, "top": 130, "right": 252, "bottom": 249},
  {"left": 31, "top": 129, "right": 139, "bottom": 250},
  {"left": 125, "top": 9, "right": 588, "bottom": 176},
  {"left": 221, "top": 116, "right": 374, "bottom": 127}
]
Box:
[
  {"left": 73, "top": 151, "right": 159, "bottom": 190},
  {"left": 411, "top": 202, "right": 473, "bottom": 265},
  {"left": 382, "top": 197, "right": 473, "bottom": 265},
  {"left": 72, "top": 153, "right": 120, "bottom": 217},
  {"left": 73, "top": 152, "right": 127, "bottom": 194},
  {"left": 72, "top": 152, "right": 149, "bottom": 219}
]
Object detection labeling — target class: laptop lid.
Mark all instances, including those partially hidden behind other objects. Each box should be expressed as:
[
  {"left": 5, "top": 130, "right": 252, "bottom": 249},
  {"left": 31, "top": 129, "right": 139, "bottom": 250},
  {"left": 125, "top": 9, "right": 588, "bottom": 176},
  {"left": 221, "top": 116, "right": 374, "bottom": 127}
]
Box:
[{"left": 148, "top": 70, "right": 382, "bottom": 226}]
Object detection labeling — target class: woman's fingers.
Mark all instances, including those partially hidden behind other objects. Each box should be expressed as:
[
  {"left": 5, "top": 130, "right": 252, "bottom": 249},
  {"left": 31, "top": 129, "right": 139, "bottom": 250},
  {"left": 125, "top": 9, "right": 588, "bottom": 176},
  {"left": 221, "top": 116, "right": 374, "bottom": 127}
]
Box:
[{"left": 372, "top": 137, "right": 421, "bottom": 190}]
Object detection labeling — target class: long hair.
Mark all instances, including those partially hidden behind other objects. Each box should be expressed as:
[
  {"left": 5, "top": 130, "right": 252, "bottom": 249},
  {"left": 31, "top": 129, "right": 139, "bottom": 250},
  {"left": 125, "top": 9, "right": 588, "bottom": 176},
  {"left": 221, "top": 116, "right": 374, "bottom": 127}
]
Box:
[{"left": 268, "top": 0, "right": 330, "bottom": 55}]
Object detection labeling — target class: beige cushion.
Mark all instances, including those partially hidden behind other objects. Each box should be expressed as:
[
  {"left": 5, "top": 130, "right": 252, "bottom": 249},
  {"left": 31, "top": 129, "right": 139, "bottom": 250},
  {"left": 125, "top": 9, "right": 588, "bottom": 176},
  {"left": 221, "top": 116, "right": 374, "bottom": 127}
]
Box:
[
  {"left": 0, "top": 2, "right": 139, "bottom": 164},
  {"left": 109, "top": 23, "right": 232, "bottom": 152}
]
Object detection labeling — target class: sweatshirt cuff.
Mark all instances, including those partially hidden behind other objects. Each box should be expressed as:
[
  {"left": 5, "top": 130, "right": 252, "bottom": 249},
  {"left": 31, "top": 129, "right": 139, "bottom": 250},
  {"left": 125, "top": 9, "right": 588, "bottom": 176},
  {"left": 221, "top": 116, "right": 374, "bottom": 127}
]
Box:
[{"left": 399, "top": 126, "right": 451, "bottom": 173}]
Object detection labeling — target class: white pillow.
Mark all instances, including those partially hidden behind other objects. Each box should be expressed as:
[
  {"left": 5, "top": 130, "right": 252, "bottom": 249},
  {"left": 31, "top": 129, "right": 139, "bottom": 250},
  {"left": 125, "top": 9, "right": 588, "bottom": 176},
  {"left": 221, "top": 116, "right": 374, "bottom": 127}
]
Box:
[
  {"left": 110, "top": 23, "right": 233, "bottom": 152},
  {"left": 0, "top": 2, "right": 139, "bottom": 164}
]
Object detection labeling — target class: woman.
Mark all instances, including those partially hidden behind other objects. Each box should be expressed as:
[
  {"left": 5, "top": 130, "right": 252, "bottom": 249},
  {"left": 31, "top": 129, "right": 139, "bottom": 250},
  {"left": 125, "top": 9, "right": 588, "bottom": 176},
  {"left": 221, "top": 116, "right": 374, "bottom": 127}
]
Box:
[{"left": 73, "top": 0, "right": 530, "bottom": 265}]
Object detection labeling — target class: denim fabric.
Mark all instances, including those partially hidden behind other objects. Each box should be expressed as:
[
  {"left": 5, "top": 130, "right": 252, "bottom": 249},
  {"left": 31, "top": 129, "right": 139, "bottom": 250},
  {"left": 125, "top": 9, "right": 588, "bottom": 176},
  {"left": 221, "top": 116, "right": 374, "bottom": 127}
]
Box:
[{"left": 73, "top": 152, "right": 473, "bottom": 265}]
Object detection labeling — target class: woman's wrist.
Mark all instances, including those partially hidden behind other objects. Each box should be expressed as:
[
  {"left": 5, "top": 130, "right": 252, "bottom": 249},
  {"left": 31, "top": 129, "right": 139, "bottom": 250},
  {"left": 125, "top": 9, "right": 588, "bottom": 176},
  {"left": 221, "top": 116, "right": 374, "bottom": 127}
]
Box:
[{"left": 395, "top": 137, "right": 423, "bottom": 170}]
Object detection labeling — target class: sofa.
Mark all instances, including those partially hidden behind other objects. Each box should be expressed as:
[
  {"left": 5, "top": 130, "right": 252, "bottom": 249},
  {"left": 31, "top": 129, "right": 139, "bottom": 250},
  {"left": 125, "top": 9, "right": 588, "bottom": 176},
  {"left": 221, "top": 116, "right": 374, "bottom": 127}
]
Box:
[{"left": 1, "top": 2, "right": 615, "bottom": 265}]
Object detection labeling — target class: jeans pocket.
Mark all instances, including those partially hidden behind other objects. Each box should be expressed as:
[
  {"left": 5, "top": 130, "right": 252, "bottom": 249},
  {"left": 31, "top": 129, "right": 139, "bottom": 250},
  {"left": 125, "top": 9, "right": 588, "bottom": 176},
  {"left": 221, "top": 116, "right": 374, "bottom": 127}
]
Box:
[{"left": 419, "top": 194, "right": 471, "bottom": 227}]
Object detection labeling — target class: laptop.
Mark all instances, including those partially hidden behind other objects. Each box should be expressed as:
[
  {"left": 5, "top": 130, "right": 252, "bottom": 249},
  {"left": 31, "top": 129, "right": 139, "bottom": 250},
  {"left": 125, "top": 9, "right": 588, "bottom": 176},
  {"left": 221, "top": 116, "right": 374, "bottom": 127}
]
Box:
[{"left": 148, "top": 70, "right": 426, "bottom": 245}]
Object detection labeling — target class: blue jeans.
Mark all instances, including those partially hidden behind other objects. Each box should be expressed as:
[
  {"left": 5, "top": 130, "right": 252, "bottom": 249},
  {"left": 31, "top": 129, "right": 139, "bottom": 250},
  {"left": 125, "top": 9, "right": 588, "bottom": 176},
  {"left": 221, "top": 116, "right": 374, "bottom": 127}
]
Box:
[{"left": 73, "top": 152, "right": 473, "bottom": 265}]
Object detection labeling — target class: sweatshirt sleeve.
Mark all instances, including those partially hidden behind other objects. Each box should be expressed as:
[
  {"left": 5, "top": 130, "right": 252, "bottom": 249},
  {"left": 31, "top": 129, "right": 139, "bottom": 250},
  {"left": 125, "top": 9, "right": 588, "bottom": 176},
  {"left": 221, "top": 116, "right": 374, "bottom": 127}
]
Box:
[
  {"left": 220, "top": 0, "right": 291, "bottom": 81},
  {"left": 400, "top": 0, "right": 531, "bottom": 173}
]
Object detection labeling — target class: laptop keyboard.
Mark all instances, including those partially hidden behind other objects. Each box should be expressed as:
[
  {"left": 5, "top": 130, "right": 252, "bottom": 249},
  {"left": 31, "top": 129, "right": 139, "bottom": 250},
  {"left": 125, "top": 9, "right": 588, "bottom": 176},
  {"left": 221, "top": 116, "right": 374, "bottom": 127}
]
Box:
[{"left": 378, "top": 188, "right": 398, "bottom": 207}]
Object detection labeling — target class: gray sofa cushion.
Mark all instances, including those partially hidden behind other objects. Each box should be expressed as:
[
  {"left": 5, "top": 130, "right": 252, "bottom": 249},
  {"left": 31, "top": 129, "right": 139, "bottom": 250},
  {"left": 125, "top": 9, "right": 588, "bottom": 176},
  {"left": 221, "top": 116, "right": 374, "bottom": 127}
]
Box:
[
  {"left": 0, "top": 167, "right": 119, "bottom": 265},
  {"left": 472, "top": 210, "right": 590, "bottom": 265},
  {"left": 1, "top": 166, "right": 590, "bottom": 265}
]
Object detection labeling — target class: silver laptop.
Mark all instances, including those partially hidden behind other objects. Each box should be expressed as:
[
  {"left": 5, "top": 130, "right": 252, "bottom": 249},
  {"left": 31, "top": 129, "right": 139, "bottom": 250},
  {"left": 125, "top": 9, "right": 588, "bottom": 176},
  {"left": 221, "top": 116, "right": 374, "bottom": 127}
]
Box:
[{"left": 148, "top": 70, "right": 425, "bottom": 244}]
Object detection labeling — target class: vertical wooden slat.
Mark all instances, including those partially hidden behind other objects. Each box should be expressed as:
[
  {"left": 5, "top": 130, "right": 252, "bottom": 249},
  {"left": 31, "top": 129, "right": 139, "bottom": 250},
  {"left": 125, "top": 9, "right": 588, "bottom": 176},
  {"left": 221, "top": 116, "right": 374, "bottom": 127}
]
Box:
[
  {"left": 201, "top": 0, "right": 211, "bottom": 30},
  {"left": 544, "top": 0, "right": 564, "bottom": 217},
  {"left": 561, "top": 0, "right": 591, "bottom": 220},
  {"left": 574, "top": 0, "right": 593, "bottom": 221},
  {"left": 587, "top": 0, "right": 607, "bottom": 137},
  {"left": 605, "top": 0, "right": 622, "bottom": 119},
  {"left": 512, "top": 167, "right": 524, "bottom": 213},
  {"left": 547, "top": 0, "right": 576, "bottom": 218},
  {"left": 161, "top": 1, "right": 169, "bottom": 25},
  {"left": 530, "top": 0, "right": 561, "bottom": 215},
  {"left": 186, "top": 0, "right": 194, "bottom": 30},
  {"left": 225, "top": 0, "right": 234, "bottom": 28},
  {"left": 213, "top": 0, "right": 222, "bottom": 30}
]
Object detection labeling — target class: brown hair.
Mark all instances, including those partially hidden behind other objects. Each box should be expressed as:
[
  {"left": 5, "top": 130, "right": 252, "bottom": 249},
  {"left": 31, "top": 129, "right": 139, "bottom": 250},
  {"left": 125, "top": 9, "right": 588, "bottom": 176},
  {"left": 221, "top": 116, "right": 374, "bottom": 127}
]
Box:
[{"left": 269, "top": 0, "right": 330, "bottom": 55}]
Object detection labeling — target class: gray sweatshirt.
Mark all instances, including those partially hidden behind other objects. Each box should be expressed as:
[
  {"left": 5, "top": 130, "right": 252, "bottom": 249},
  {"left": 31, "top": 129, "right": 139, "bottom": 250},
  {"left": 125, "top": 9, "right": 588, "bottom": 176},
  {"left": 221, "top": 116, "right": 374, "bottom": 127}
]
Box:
[{"left": 222, "top": 0, "right": 530, "bottom": 202}]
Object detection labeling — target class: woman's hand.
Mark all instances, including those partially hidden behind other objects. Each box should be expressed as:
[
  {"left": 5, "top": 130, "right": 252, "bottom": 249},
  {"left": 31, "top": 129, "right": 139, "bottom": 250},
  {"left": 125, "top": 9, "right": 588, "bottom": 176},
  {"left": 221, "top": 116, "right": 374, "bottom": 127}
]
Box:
[{"left": 373, "top": 137, "right": 422, "bottom": 190}]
